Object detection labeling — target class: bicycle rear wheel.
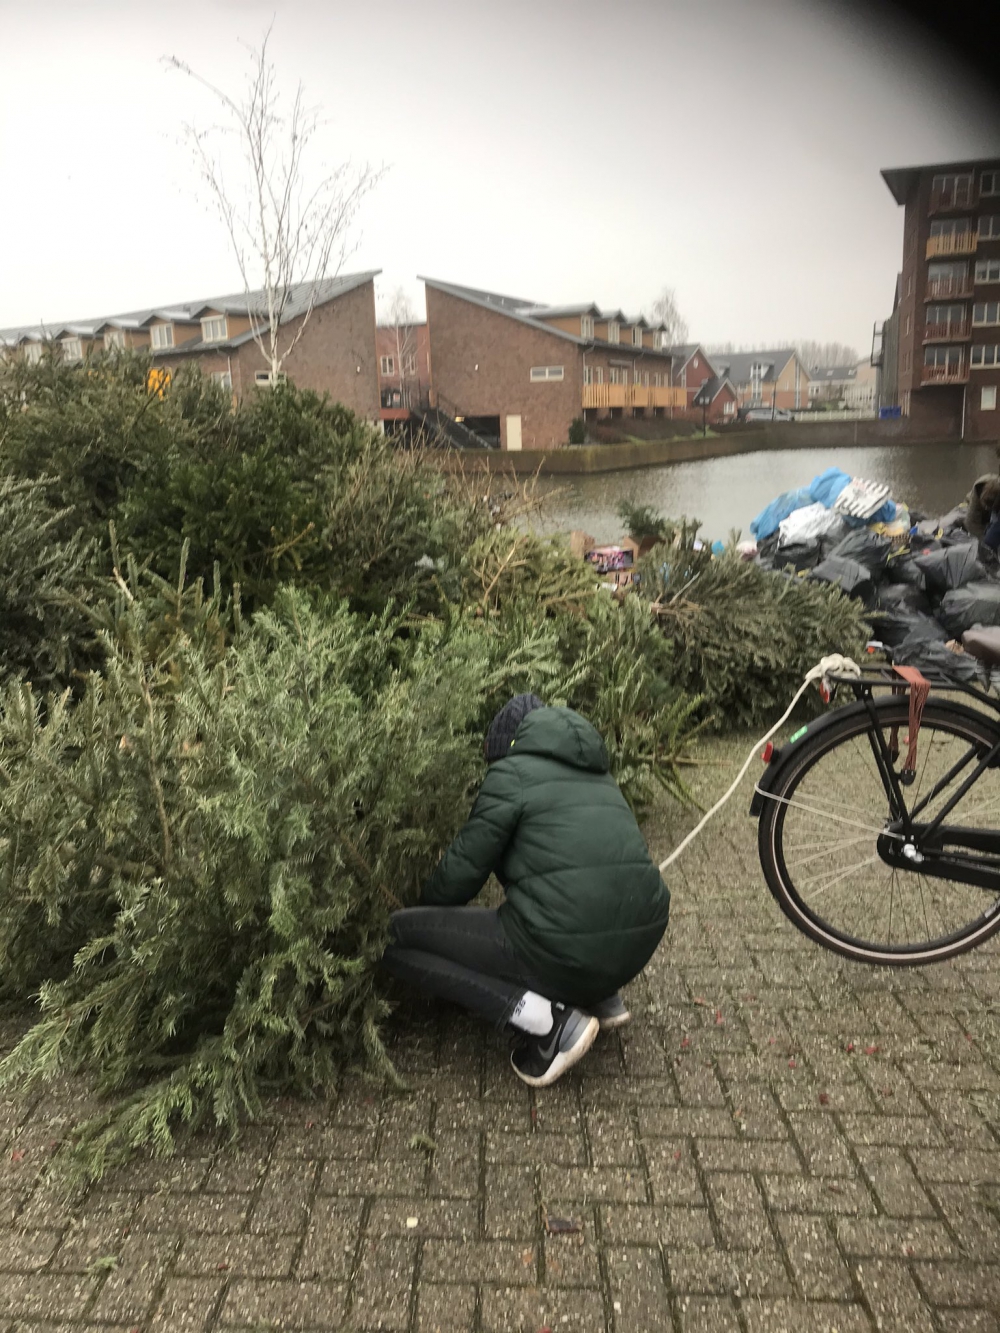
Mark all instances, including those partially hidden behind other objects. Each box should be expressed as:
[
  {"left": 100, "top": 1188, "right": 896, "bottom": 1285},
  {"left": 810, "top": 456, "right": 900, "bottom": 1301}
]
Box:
[{"left": 758, "top": 696, "right": 1000, "bottom": 964}]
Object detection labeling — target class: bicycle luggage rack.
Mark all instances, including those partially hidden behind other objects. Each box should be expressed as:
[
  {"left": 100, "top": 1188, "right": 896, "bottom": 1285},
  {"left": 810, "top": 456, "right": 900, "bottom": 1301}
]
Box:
[{"left": 824, "top": 664, "right": 1000, "bottom": 712}]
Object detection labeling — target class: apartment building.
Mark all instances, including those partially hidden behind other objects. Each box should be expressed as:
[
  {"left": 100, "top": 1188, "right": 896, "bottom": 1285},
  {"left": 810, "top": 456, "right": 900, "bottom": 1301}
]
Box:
[
  {"left": 421, "top": 278, "right": 685, "bottom": 450},
  {"left": 710, "top": 348, "right": 811, "bottom": 412},
  {"left": 669, "top": 344, "right": 719, "bottom": 410},
  {"left": 880, "top": 157, "right": 1000, "bottom": 439},
  {"left": 0, "top": 274, "right": 382, "bottom": 420}
]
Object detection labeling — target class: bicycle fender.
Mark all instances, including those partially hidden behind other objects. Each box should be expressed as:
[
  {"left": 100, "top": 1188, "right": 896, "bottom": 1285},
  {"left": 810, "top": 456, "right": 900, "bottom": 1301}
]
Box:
[{"left": 748, "top": 701, "right": 880, "bottom": 819}]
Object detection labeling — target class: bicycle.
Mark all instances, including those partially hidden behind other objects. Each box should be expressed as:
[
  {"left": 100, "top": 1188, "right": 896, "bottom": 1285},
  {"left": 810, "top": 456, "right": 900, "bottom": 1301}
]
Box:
[{"left": 750, "top": 655, "right": 1000, "bottom": 966}]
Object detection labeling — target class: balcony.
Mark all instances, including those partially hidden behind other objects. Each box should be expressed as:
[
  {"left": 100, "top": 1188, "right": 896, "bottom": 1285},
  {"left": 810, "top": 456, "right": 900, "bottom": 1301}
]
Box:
[
  {"left": 924, "top": 276, "right": 974, "bottom": 301},
  {"left": 926, "top": 232, "right": 978, "bottom": 259},
  {"left": 582, "top": 384, "right": 686, "bottom": 410},
  {"left": 929, "top": 184, "right": 977, "bottom": 214},
  {"left": 923, "top": 320, "right": 971, "bottom": 343},
  {"left": 920, "top": 358, "right": 969, "bottom": 385}
]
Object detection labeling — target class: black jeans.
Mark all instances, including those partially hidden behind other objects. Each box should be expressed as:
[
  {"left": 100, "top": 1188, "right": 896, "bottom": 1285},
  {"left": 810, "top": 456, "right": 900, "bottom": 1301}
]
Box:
[{"left": 382, "top": 906, "right": 548, "bottom": 1028}]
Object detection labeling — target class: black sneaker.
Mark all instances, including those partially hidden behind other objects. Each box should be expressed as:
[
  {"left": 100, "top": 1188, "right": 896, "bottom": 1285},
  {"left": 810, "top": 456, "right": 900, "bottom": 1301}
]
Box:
[{"left": 510, "top": 1005, "right": 599, "bottom": 1088}]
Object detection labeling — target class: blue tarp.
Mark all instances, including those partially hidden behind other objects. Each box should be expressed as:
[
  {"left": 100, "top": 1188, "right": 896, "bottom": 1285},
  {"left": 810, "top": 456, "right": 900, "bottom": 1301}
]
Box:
[
  {"left": 808, "top": 467, "right": 851, "bottom": 509},
  {"left": 750, "top": 486, "right": 814, "bottom": 541}
]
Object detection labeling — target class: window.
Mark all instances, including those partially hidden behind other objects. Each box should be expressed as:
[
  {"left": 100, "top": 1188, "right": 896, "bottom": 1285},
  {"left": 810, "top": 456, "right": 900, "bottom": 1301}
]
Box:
[
  {"left": 931, "top": 172, "right": 974, "bottom": 206},
  {"left": 643, "top": 371, "right": 650, "bottom": 386},
  {"left": 403, "top": 354, "right": 416, "bottom": 375},
  {"left": 632, "top": 326, "right": 643, "bottom": 347},
  {"left": 150, "top": 323, "right": 174, "bottom": 350},
  {"left": 930, "top": 218, "right": 972, "bottom": 237},
  {"left": 529, "top": 365, "right": 564, "bottom": 381},
  {"left": 926, "top": 303, "right": 966, "bottom": 326},
  {"left": 581, "top": 314, "right": 594, "bottom": 338},
  {"left": 201, "top": 315, "right": 228, "bottom": 342},
  {"left": 653, "top": 372, "right": 661, "bottom": 387},
  {"left": 211, "top": 370, "right": 233, "bottom": 392},
  {"left": 924, "top": 345, "right": 963, "bottom": 369},
  {"left": 593, "top": 366, "right": 603, "bottom": 385},
  {"left": 379, "top": 355, "right": 394, "bottom": 376},
  {"left": 634, "top": 369, "right": 642, "bottom": 385},
  {"left": 976, "top": 260, "right": 1000, "bottom": 284},
  {"left": 749, "top": 362, "right": 764, "bottom": 405},
  {"left": 254, "top": 370, "right": 286, "bottom": 385},
  {"left": 61, "top": 337, "right": 82, "bottom": 363},
  {"left": 973, "top": 302, "right": 1000, "bottom": 326},
  {"left": 980, "top": 216, "right": 1000, "bottom": 241},
  {"left": 904, "top": 314, "right": 910, "bottom": 335},
  {"left": 906, "top": 274, "right": 913, "bottom": 296},
  {"left": 22, "top": 343, "right": 42, "bottom": 365},
  {"left": 971, "top": 345, "right": 1000, "bottom": 367},
  {"left": 607, "top": 321, "right": 619, "bottom": 344},
  {"left": 983, "top": 386, "right": 998, "bottom": 411},
  {"left": 583, "top": 365, "right": 592, "bottom": 386},
  {"left": 723, "top": 400, "right": 735, "bottom": 415},
  {"left": 903, "top": 350, "right": 911, "bottom": 371},
  {"left": 983, "top": 170, "right": 1000, "bottom": 197},
  {"left": 104, "top": 329, "right": 125, "bottom": 351}
]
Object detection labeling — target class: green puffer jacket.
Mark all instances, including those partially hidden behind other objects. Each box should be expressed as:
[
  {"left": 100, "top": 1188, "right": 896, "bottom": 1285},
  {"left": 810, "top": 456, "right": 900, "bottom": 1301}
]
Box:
[{"left": 420, "top": 706, "right": 670, "bottom": 1006}]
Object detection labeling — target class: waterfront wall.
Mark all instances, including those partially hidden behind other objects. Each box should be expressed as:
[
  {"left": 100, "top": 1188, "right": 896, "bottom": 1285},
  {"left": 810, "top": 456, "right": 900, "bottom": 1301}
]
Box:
[{"left": 426, "top": 420, "right": 1000, "bottom": 476}]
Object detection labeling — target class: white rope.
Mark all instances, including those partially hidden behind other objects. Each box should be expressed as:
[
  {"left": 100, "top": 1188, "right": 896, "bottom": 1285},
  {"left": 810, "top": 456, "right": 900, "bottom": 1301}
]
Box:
[{"left": 657, "top": 654, "right": 863, "bottom": 873}]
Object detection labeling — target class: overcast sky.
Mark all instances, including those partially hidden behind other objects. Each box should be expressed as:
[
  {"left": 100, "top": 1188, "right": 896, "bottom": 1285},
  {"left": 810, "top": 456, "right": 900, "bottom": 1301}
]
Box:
[{"left": 2, "top": 0, "right": 999, "bottom": 352}]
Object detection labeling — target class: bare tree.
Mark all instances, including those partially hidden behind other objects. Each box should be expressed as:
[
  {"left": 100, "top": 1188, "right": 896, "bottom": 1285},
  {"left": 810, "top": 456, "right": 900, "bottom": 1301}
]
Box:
[
  {"left": 647, "top": 287, "right": 689, "bottom": 347},
  {"left": 165, "top": 27, "right": 382, "bottom": 380},
  {"left": 378, "top": 287, "right": 418, "bottom": 409},
  {"left": 795, "top": 339, "right": 861, "bottom": 369}
]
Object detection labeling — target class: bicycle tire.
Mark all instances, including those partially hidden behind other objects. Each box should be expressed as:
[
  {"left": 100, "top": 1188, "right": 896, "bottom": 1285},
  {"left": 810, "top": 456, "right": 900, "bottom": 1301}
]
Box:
[{"left": 758, "top": 696, "right": 1000, "bottom": 965}]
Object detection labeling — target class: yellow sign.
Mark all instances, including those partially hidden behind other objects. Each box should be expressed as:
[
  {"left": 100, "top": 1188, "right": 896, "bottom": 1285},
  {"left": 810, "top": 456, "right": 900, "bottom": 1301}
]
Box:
[{"left": 146, "top": 367, "right": 171, "bottom": 398}]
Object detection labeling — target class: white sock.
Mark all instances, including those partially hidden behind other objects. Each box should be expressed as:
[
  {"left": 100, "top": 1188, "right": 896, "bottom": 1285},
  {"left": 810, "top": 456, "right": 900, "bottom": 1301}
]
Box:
[{"left": 509, "top": 990, "right": 553, "bottom": 1035}]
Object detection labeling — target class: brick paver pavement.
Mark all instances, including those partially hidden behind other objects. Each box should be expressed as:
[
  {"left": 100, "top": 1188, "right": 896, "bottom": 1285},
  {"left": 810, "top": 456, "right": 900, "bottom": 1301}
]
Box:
[{"left": 3, "top": 733, "right": 1000, "bottom": 1331}]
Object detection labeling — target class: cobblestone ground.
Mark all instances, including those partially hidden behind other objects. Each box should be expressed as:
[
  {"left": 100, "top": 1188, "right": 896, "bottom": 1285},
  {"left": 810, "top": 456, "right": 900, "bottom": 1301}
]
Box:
[{"left": 3, "top": 734, "right": 1000, "bottom": 1332}]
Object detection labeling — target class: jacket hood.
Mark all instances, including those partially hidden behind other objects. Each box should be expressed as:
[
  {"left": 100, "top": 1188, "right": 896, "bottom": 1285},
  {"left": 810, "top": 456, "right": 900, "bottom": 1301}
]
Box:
[{"left": 509, "top": 706, "right": 610, "bottom": 774}]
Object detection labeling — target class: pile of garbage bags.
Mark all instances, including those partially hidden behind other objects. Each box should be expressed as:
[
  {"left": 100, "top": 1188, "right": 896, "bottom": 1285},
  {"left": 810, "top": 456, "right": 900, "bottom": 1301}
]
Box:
[{"left": 750, "top": 466, "right": 1000, "bottom": 686}]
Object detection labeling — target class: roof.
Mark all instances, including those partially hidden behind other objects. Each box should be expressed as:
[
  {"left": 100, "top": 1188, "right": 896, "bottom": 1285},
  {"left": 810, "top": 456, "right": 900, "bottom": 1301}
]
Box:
[
  {"left": 667, "top": 343, "right": 716, "bottom": 375},
  {"left": 0, "top": 272, "right": 380, "bottom": 352},
  {"left": 809, "top": 364, "right": 858, "bottom": 382},
  {"left": 693, "top": 374, "right": 735, "bottom": 405},
  {"left": 881, "top": 157, "right": 1000, "bottom": 206},
  {"left": 419, "top": 276, "right": 675, "bottom": 357},
  {"left": 710, "top": 348, "right": 799, "bottom": 384}
]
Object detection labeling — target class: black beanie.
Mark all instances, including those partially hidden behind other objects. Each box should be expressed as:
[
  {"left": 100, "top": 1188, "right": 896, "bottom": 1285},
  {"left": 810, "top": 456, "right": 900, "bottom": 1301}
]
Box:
[{"left": 484, "top": 693, "right": 545, "bottom": 763}]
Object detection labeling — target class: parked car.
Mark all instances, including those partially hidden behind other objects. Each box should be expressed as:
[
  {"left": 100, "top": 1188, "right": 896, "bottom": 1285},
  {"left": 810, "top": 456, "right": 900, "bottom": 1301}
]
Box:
[{"left": 740, "top": 407, "right": 794, "bottom": 422}]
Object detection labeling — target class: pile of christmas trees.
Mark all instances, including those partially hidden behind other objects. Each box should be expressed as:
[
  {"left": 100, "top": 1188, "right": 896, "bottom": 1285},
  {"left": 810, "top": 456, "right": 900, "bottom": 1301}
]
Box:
[{"left": 0, "top": 352, "right": 704, "bottom": 1183}]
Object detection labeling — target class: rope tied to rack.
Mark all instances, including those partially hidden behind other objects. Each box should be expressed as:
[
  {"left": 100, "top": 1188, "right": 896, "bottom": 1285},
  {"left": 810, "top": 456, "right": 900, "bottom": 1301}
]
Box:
[{"left": 657, "top": 654, "right": 862, "bottom": 873}]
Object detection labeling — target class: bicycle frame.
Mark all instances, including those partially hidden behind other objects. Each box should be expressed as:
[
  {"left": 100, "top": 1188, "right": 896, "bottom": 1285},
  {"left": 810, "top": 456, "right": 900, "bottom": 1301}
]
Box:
[{"left": 825, "top": 668, "right": 1000, "bottom": 889}]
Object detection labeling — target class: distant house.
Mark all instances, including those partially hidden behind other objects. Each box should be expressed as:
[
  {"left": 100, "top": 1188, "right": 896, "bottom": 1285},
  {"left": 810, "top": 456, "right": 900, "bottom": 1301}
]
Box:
[
  {"left": 420, "top": 277, "right": 686, "bottom": 450},
  {"left": 0, "top": 273, "right": 382, "bottom": 421},
  {"left": 667, "top": 344, "right": 718, "bottom": 411},
  {"left": 710, "top": 348, "right": 810, "bottom": 412},
  {"left": 376, "top": 321, "right": 431, "bottom": 422},
  {"left": 808, "top": 360, "right": 877, "bottom": 411},
  {"left": 692, "top": 374, "right": 739, "bottom": 423}
]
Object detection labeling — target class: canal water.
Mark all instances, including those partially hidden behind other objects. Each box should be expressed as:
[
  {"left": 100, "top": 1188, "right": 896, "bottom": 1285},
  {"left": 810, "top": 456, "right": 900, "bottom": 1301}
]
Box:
[{"left": 525, "top": 442, "right": 1000, "bottom": 545}]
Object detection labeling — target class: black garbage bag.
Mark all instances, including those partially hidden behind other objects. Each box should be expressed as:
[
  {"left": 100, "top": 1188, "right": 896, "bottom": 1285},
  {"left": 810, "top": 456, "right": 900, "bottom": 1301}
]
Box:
[
  {"left": 772, "top": 539, "right": 823, "bottom": 572},
  {"left": 892, "top": 636, "right": 982, "bottom": 684},
  {"left": 875, "top": 582, "right": 932, "bottom": 614},
  {"left": 913, "top": 545, "right": 985, "bottom": 598},
  {"left": 827, "top": 530, "right": 892, "bottom": 575},
  {"left": 940, "top": 529, "right": 978, "bottom": 548},
  {"left": 808, "top": 556, "right": 876, "bottom": 603},
  {"left": 937, "top": 582, "right": 1000, "bottom": 637},
  {"left": 882, "top": 553, "right": 927, "bottom": 590},
  {"left": 869, "top": 610, "right": 946, "bottom": 649}
]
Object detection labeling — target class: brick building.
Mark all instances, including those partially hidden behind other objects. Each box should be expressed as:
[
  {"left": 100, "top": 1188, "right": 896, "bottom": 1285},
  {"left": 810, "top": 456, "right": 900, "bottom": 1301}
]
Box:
[
  {"left": 881, "top": 157, "right": 1000, "bottom": 439},
  {"left": 692, "top": 374, "right": 739, "bottom": 424},
  {"left": 376, "top": 321, "right": 431, "bottom": 423},
  {"left": 667, "top": 344, "right": 725, "bottom": 414},
  {"left": 0, "top": 273, "right": 382, "bottom": 421},
  {"left": 421, "top": 277, "right": 686, "bottom": 450}
]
